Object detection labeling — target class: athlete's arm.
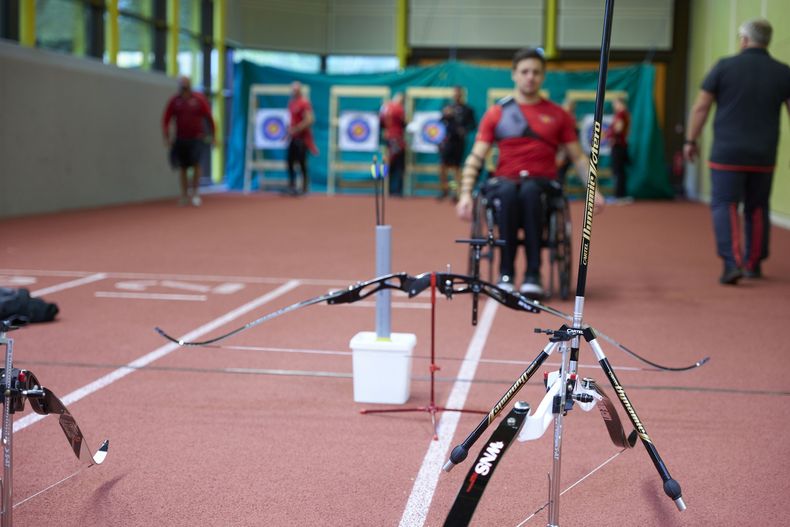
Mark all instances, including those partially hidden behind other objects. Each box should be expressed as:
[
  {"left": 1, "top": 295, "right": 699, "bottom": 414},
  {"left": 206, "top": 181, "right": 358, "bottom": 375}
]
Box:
[
  {"left": 683, "top": 90, "right": 714, "bottom": 162},
  {"left": 455, "top": 140, "right": 492, "bottom": 220}
]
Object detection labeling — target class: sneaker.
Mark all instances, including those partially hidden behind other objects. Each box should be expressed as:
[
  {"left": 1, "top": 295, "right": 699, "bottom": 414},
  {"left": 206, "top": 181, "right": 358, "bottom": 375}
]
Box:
[
  {"left": 719, "top": 267, "right": 743, "bottom": 285},
  {"left": 178, "top": 196, "right": 189, "bottom": 207},
  {"left": 519, "top": 274, "right": 544, "bottom": 298},
  {"left": 497, "top": 275, "right": 515, "bottom": 292},
  {"left": 191, "top": 195, "right": 202, "bottom": 207},
  {"left": 743, "top": 264, "right": 762, "bottom": 279}
]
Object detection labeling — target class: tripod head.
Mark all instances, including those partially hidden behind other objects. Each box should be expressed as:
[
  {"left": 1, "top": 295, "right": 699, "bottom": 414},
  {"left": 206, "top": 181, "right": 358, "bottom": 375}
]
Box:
[{"left": 456, "top": 237, "right": 506, "bottom": 325}]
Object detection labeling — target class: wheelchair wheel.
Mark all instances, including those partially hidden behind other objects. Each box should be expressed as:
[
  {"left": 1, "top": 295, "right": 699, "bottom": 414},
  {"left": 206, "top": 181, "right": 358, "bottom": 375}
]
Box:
[
  {"left": 548, "top": 197, "right": 573, "bottom": 300},
  {"left": 467, "top": 192, "right": 495, "bottom": 283}
]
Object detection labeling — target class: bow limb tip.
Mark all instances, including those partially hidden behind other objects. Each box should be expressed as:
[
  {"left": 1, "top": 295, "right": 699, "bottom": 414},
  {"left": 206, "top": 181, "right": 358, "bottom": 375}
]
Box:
[
  {"left": 154, "top": 327, "right": 185, "bottom": 346},
  {"left": 92, "top": 439, "right": 110, "bottom": 465}
]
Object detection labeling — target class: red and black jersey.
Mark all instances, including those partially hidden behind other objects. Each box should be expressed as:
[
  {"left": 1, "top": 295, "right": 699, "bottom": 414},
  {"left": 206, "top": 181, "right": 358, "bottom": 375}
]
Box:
[
  {"left": 162, "top": 92, "right": 214, "bottom": 140},
  {"left": 477, "top": 97, "right": 577, "bottom": 180}
]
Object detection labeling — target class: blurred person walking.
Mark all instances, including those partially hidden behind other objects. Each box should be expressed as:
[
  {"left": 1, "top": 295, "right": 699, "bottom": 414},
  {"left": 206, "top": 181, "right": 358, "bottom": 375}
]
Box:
[
  {"left": 162, "top": 76, "right": 215, "bottom": 206},
  {"left": 685, "top": 18, "right": 790, "bottom": 284}
]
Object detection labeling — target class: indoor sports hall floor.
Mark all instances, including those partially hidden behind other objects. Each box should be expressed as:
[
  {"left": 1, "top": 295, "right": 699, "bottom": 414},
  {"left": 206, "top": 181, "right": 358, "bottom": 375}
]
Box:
[{"left": 2, "top": 192, "right": 789, "bottom": 526}]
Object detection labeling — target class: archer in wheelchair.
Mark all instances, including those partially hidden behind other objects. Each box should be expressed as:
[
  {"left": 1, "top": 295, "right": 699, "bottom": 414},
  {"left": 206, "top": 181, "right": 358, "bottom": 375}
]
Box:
[
  {"left": 469, "top": 173, "right": 575, "bottom": 300},
  {"left": 455, "top": 47, "right": 604, "bottom": 299}
]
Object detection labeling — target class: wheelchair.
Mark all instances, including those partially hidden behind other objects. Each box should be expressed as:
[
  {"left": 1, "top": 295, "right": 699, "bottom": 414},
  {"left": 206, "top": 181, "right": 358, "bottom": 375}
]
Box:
[{"left": 467, "top": 174, "right": 573, "bottom": 300}]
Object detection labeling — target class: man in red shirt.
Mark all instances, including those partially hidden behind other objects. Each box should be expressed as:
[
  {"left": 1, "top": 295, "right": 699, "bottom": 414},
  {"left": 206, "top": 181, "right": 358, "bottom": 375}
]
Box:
[
  {"left": 456, "top": 48, "right": 603, "bottom": 297},
  {"left": 379, "top": 92, "right": 406, "bottom": 195},
  {"left": 287, "top": 82, "right": 317, "bottom": 195},
  {"left": 608, "top": 96, "right": 631, "bottom": 199},
  {"left": 162, "top": 76, "right": 215, "bottom": 206}
]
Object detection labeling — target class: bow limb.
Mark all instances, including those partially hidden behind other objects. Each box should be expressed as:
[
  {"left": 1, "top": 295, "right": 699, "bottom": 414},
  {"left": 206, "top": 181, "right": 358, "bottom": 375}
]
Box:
[
  {"left": 433, "top": 273, "right": 708, "bottom": 371},
  {"left": 518, "top": 296, "right": 710, "bottom": 372},
  {"left": 155, "top": 273, "right": 424, "bottom": 347},
  {"left": 21, "top": 370, "right": 109, "bottom": 465}
]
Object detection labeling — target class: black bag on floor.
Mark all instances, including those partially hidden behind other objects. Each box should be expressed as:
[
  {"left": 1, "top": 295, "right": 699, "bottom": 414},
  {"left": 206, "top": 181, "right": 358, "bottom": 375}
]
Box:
[{"left": 0, "top": 288, "right": 59, "bottom": 323}]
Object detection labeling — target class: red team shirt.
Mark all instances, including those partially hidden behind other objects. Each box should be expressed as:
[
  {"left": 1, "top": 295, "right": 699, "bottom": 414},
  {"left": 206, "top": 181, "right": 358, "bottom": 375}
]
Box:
[
  {"left": 608, "top": 108, "right": 630, "bottom": 147},
  {"left": 288, "top": 97, "right": 317, "bottom": 154},
  {"left": 162, "top": 92, "right": 214, "bottom": 140},
  {"left": 477, "top": 99, "right": 577, "bottom": 180},
  {"left": 380, "top": 100, "right": 406, "bottom": 147}
]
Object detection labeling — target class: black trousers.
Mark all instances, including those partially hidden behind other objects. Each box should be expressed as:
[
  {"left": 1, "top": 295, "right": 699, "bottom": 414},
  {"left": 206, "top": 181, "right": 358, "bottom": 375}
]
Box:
[
  {"left": 486, "top": 178, "right": 546, "bottom": 279},
  {"left": 611, "top": 143, "right": 628, "bottom": 198},
  {"left": 710, "top": 169, "right": 773, "bottom": 271},
  {"left": 287, "top": 138, "right": 308, "bottom": 191}
]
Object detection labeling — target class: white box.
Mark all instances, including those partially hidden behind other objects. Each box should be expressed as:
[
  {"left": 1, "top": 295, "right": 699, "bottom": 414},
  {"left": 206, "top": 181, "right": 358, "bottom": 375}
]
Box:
[{"left": 350, "top": 331, "right": 417, "bottom": 404}]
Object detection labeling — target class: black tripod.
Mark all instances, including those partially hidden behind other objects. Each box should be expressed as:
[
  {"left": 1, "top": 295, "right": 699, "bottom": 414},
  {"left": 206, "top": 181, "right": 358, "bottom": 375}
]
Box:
[{"left": 441, "top": 1, "right": 686, "bottom": 524}]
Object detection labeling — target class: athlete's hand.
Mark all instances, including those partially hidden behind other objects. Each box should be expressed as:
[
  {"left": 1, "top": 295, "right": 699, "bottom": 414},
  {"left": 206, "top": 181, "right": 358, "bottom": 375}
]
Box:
[
  {"left": 683, "top": 142, "right": 698, "bottom": 162},
  {"left": 456, "top": 194, "right": 473, "bottom": 221},
  {"left": 594, "top": 191, "right": 605, "bottom": 214}
]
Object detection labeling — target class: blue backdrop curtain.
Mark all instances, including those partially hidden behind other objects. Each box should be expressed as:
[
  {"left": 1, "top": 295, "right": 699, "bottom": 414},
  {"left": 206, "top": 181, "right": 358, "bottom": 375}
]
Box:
[{"left": 226, "top": 60, "right": 672, "bottom": 199}]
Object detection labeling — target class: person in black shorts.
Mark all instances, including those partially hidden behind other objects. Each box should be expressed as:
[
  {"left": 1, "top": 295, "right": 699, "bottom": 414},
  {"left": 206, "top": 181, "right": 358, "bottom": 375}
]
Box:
[
  {"left": 162, "top": 76, "right": 215, "bottom": 206},
  {"left": 438, "top": 87, "right": 475, "bottom": 201},
  {"left": 684, "top": 18, "right": 790, "bottom": 284}
]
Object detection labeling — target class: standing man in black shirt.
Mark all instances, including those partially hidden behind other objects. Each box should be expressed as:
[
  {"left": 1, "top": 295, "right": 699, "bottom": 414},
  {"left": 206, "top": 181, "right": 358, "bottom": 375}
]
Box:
[
  {"left": 685, "top": 18, "right": 790, "bottom": 284},
  {"left": 438, "top": 86, "right": 476, "bottom": 201}
]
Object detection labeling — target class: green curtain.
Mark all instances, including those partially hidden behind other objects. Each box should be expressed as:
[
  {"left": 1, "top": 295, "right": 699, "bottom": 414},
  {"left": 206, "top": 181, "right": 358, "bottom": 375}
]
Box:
[{"left": 227, "top": 60, "right": 672, "bottom": 199}]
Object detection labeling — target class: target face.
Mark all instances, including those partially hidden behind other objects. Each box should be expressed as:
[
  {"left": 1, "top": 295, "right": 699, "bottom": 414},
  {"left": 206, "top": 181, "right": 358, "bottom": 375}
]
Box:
[
  {"left": 421, "top": 119, "right": 446, "bottom": 145},
  {"left": 262, "top": 116, "right": 287, "bottom": 141},
  {"left": 346, "top": 117, "right": 372, "bottom": 143}
]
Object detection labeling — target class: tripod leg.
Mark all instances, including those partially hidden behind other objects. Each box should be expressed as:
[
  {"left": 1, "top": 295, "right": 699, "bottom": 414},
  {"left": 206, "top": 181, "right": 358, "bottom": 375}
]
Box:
[
  {"left": 586, "top": 334, "right": 686, "bottom": 511},
  {"left": 547, "top": 341, "right": 572, "bottom": 526},
  {"left": 443, "top": 341, "right": 558, "bottom": 471}
]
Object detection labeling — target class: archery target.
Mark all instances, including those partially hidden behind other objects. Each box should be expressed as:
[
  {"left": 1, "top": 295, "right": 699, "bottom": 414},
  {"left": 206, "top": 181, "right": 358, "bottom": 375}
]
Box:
[
  {"left": 338, "top": 111, "right": 379, "bottom": 152},
  {"left": 254, "top": 109, "right": 291, "bottom": 149}
]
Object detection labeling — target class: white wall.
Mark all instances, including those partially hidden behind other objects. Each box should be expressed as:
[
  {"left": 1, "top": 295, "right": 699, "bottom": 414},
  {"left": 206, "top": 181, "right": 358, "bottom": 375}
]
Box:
[
  {"left": 409, "top": 0, "right": 544, "bottom": 49},
  {"left": 558, "top": 0, "right": 674, "bottom": 50},
  {"left": 228, "top": 0, "right": 397, "bottom": 55},
  {"left": 227, "top": 0, "right": 674, "bottom": 54},
  {"left": 0, "top": 41, "right": 179, "bottom": 218}
]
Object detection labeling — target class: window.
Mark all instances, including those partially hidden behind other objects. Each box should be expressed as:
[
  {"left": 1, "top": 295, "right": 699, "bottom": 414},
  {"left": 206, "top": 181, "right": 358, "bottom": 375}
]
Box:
[
  {"left": 326, "top": 55, "right": 399, "bottom": 75},
  {"left": 118, "top": 13, "right": 153, "bottom": 69},
  {"left": 178, "top": 31, "right": 203, "bottom": 84},
  {"left": 233, "top": 49, "right": 321, "bottom": 74},
  {"left": 35, "top": 0, "right": 87, "bottom": 56}
]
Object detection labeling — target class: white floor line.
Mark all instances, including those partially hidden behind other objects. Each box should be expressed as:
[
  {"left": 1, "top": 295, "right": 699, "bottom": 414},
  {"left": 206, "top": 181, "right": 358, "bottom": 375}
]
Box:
[
  {"left": 398, "top": 300, "right": 499, "bottom": 527},
  {"left": 13, "top": 280, "right": 301, "bottom": 433},
  {"left": 0, "top": 269, "right": 91, "bottom": 278},
  {"left": 94, "top": 292, "right": 207, "bottom": 302},
  {"left": 31, "top": 273, "right": 108, "bottom": 296},
  {"left": 337, "top": 301, "right": 430, "bottom": 309},
  {"left": 1, "top": 268, "right": 406, "bottom": 289}
]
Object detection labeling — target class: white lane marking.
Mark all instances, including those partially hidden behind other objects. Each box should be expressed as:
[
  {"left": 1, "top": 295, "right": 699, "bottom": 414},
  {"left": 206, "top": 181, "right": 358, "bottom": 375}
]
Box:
[
  {"left": 159, "top": 280, "right": 212, "bottom": 293},
  {"left": 207, "top": 345, "right": 352, "bottom": 356},
  {"left": 31, "top": 273, "right": 108, "bottom": 296},
  {"left": 337, "top": 301, "right": 430, "bottom": 309},
  {"left": 0, "top": 275, "right": 37, "bottom": 287},
  {"left": 13, "top": 280, "right": 301, "bottom": 433},
  {"left": 211, "top": 283, "right": 245, "bottom": 295},
  {"left": 0, "top": 269, "right": 90, "bottom": 277},
  {"left": 94, "top": 292, "right": 207, "bottom": 301},
  {"left": 398, "top": 300, "right": 499, "bottom": 527},
  {"left": 0, "top": 268, "right": 385, "bottom": 288},
  {"left": 115, "top": 279, "right": 158, "bottom": 291}
]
